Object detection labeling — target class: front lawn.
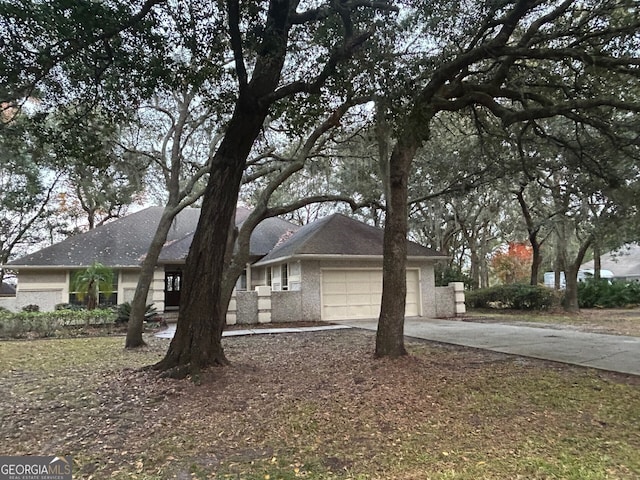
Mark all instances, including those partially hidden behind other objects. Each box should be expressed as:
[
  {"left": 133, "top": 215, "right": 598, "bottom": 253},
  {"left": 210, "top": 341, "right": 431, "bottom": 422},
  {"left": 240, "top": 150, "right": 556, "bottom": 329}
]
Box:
[{"left": 1, "top": 330, "right": 638, "bottom": 479}]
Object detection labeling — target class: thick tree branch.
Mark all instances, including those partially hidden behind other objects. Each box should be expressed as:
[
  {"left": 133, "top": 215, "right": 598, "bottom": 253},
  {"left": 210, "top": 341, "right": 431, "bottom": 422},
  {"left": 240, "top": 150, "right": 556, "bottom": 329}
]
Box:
[
  {"left": 290, "top": 1, "right": 398, "bottom": 24},
  {"left": 497, "top": 47, "right": 640, "bottom": 71},
  {"left": 265, "top": 195, "right": 369, "bottom": 217},
  {"left": 227, "top": 0, "right": 248, "bottom": 89},
  {"left": 262, "top": 32, "right": 372, "bottom": 106}
]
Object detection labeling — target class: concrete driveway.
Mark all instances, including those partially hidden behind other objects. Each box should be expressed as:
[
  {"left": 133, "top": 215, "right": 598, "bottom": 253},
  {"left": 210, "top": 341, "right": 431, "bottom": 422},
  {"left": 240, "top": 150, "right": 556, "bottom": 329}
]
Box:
[{"left": 335, "top": 317, "right": 640, "bottom": 376}]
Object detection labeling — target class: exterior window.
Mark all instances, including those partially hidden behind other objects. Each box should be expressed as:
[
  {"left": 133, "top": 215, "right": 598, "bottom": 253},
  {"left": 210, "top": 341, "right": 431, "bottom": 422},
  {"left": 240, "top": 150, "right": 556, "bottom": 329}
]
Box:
[
  {"left": 267, "top": 268, "right": 272, "bottom": 287},
  {"left": 236, "top": 270, "right": 247, "bottom": 291},
  {"left": 69, "top": 270, "right": 118, "bottom": 306},
  {"left": 281, "top": 263, "right": 288, "bottom": 291}
]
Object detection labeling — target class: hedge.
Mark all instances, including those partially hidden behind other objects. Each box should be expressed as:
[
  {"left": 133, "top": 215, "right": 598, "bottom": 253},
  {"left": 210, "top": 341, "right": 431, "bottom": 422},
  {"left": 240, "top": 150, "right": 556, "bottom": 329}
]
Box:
[
  {"left": 0, "top": 309, "right": 116, "bottom": 339},
  {"left": 466, "top": 284, "right": 561, "bottom": 310},
  {"left": 578, "top": 279, "right": 640, "bottom": 308}
]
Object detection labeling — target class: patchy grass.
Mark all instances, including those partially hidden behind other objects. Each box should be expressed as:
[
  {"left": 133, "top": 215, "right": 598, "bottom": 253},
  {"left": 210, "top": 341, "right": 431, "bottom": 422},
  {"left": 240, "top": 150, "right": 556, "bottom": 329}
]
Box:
[
  {"left": 465, "top": 307, "right": 640, "bottom": 337},
  {"left": 1, "top": 330, "right": 639, "bottom": 479}
]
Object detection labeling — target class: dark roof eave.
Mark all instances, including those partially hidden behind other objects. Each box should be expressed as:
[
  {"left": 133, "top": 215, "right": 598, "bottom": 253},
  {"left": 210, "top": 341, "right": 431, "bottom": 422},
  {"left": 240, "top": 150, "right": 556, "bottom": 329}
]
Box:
[{"left": 4, "top": 264, "right": 143, "bottom": 270}]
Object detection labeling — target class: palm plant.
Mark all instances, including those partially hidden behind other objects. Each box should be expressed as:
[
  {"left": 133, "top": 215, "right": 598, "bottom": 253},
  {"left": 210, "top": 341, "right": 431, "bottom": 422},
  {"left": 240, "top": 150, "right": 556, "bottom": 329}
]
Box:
[{"left": 72, "top": 262, "right": 114, "bottom": 310}]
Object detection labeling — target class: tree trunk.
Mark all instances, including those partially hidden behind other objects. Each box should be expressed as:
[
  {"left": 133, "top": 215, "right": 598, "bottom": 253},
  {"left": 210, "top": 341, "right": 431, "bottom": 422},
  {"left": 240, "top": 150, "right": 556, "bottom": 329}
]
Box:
[
  {"left": 125, "top": 206, "right": 179, "bottom": 348},
  {"left": 530, "top": 240, "right": 542, "bottom": 285},
  {"left": 593, "top": 243, "right": 602, "bottom": 280},
  {"left": 151, "top": 107, "right": 267, "bottom": 377},
  {"left": 514, "top": 186, "right": 543, "bottom": 286},
  {"left": 87, "top": 279, "right": 97, "bottom": 310},
  {"left": 375, "top": 136, "right": 417, "bottom": 358},
  {"left": 562, "top": 235, "right": 593, "bottom": 312},
  {"left": 563, "top": 264, "right": 580, "bottom": 312},
  {"left": 469, "top": 248, "right": 481, "bottom": 290},
  {"left": 149, "top": 0, "right": 294, "bottom": 377},
  {"left": 554, "top": 220, "right": 568, "bottom": 290}
]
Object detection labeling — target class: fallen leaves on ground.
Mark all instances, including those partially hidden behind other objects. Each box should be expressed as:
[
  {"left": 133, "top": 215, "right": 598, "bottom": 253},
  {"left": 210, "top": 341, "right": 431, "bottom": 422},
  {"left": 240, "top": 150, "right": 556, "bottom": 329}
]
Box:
[{"left": 1, "top": 327, "right": 638, "bottom": 479}]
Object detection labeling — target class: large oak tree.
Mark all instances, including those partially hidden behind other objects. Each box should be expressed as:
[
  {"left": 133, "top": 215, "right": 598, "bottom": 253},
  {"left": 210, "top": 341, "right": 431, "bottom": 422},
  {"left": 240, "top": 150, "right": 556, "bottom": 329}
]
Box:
[
  {"left": 152, "top": 1, "right": 396, "bottom": 377},
  {"left": 373, "top": 0, "right": 640, "bottom": 357}
]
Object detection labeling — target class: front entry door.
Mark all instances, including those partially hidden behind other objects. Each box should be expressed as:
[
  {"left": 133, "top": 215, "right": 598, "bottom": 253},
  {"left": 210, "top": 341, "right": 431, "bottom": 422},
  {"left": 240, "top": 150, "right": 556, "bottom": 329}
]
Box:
[{"left": 165, "top": 270, "right": 182, "bottom": 309}]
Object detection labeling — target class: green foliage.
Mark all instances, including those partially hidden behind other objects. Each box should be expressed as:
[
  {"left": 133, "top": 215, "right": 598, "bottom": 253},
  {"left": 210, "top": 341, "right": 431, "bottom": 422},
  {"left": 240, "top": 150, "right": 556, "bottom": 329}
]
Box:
[
  {"left": 21, "top": 304, "right": 40, "bottom": 312},
  {"left": 54, "top": 303, "right": 83, "bottom": 311},
  {"left": 0, "top": 0, "right": 170, "bottom": 111},
  {"left": 434, "top": 264, "right": 472, "bottom": 288},
  {"left": 466, "top": 284, "right": 561, "bottom": 311},
  {"left": 578, "top": 279, "right": 640, "bottom": 308},
  {"left": 115, "top": 302, "right": 158, "bottom": 325},
  {"left": 72, "top": 262, "right": 114, "bottom": 310},
  {"left": 0, "top": 309, "right": 115, "bottom": 339},
  {"left": 0, "top": 113, "right": 60, "bottom": 267}
]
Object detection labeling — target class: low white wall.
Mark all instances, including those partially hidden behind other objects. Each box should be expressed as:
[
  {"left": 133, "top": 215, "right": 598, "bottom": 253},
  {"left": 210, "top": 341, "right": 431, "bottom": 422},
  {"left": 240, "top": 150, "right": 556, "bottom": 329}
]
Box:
[{"left": 0, "top": 296, "right": 17, "bottom": 312}]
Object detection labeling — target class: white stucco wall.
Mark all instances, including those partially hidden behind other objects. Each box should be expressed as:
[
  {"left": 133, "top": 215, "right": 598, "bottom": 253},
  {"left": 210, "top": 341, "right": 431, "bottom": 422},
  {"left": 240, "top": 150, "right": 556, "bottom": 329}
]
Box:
[
  {"left": 0, "top": 296, "right": 17, "bottom": 312},
  {"left": 12, "top": 268, "right": 153, "bottom": 312},
  {"left": 118, "top": 268, "right": 163, "bottom": 309},
  {"left": 14, "top": 270, "right": 68, "bottom": 311}
]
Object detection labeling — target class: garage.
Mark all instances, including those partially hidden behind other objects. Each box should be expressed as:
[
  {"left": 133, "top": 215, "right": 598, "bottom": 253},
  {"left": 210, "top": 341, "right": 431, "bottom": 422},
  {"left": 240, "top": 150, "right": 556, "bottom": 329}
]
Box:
[{"left": 321, "top": 269, "right": 420, "bottom": 320}]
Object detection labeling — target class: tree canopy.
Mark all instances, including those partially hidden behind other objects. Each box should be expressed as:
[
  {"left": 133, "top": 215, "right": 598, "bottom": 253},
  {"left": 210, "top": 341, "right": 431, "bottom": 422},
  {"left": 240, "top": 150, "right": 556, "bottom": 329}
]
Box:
[{"left": 1, "top": 0, "right": 639, "bottom": 368}]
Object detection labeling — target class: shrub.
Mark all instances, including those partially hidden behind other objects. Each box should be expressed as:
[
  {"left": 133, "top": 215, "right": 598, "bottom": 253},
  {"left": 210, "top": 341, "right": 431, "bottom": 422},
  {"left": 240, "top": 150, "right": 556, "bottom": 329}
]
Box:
[
  {"left": 0, "top": 309, "right": 116, "bottom": 339},
  {"left": 435, "top": 264, "right": 472, "bottom": 288},
  {"left": 116, "top": 302, "right": 159, "bottom": 324},
  {"left": 0, "top": 312, "right": 60, "bottom": 338},
  {"left": 21, "top": 304, "right": 40, "bottom": 312},
  {"left": 466, "top": 284, "right": 560, "bottom": 310},
  {"left": 578, "top": 279, "right": 640, "bottom": 308},
  {"left": 55, "top": 303, "right": 84, "bottom": 311}
]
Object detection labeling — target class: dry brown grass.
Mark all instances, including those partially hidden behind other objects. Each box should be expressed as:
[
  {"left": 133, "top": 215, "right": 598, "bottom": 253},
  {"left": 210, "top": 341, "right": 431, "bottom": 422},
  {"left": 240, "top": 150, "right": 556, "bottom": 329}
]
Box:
[{"left": 465, "top": 307, "right": 640, "bottom": 337}]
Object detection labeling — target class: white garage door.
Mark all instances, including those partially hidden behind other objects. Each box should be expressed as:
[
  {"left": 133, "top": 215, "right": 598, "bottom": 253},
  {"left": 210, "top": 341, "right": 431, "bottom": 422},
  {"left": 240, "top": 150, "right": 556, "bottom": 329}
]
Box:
[{"left": 321, "top": 269, "right": 420, "bottom": 320}]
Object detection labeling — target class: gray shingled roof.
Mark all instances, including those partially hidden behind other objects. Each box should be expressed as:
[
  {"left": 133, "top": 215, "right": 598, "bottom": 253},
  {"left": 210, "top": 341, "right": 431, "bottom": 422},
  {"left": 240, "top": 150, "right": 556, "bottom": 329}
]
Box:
[
  {"left": 7, "top": 206, "right": 300, "bottom": 269},
  {"left": 580, "top": 243, "right": 640, "bottom": 278},
  {"left": 158, "top": 215, "right": 300, "bottom": 263},
  {"left": 7, "top": 207, "right": 201, "bottom": 268},
  {"left": 7, "top": 209, "right": 446, "bottom": 270},
  {"left": 254, "top": 213, "right": 447, "bottom": 266}
]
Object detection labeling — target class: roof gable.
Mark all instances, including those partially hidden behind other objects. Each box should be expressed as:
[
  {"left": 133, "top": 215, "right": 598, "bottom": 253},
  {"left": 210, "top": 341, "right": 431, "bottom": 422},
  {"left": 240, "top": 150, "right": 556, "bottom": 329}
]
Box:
[
  {"left": 158, "top": 214, "right": 300, "bottom": 263},
  {"left": 255, "top": 213, "right": 446, "bottom": 265}
]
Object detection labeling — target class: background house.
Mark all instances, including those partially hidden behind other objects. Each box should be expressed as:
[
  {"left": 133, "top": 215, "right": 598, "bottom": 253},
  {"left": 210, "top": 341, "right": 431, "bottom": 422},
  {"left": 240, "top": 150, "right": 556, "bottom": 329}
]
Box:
[
  {"left": 3, "top": 207, "right": 462, "bottom": 321},
  {"left": 580, "top": 243, "right": 640, "bottom": 282}
]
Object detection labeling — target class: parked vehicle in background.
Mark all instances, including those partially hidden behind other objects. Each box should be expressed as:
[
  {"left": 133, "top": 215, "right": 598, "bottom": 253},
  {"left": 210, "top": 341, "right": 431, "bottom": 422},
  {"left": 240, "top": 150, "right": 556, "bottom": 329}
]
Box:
[{"left": 544, "top": 269, "right": 614, "bottom": 289}]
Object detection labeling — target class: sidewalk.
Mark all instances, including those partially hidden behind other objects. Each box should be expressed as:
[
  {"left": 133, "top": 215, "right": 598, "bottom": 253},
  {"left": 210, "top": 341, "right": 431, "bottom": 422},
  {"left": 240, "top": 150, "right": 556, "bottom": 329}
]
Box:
[
  {"left": 334, "top": 318, "right": 640, "bottom": 376},
  {"left": 155, "top": 323, "right": 350, "bottom": 339}
]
